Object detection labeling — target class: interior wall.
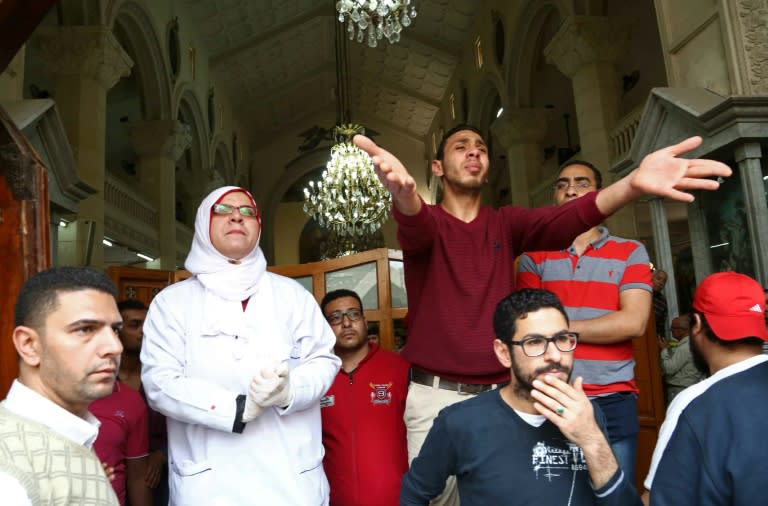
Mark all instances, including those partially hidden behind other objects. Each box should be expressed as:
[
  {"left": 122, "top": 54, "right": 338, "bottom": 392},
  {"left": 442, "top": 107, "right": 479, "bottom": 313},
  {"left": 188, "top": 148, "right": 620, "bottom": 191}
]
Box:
[{"left": 653, "top": 0, "right": 732, "bottom": 93}]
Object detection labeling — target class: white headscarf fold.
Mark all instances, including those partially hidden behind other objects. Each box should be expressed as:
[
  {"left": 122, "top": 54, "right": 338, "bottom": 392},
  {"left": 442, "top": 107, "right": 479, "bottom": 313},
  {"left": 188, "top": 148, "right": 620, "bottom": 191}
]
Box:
[{"left": 184, "top": 186, "right": 267, "bottom": 301}]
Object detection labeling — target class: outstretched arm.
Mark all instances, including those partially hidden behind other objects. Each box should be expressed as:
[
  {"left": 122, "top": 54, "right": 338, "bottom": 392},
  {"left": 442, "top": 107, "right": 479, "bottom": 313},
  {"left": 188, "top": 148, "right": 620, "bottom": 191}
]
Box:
[
  {"left": 353, "top": 134, "right": 422, "bottom": 216},
  {"left": 596, "top": 136, "right": 731, "bottom": 215}
]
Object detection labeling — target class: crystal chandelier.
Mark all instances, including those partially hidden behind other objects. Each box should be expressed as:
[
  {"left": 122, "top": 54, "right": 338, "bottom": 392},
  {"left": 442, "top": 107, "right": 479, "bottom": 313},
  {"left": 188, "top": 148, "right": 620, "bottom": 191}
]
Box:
[
  {"left": 336, "top": 0, "right": 417, "bottom": 48},
  {"left": 303, "top": 124, "right": 391, "bottom": 238}
]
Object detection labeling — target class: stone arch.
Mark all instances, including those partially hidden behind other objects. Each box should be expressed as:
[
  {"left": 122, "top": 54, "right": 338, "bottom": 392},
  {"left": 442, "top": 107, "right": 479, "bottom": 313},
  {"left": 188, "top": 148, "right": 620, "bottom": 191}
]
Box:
[
  {"left": 174, "top": 87, "right": 209, "bottom": 226},
  {"left": 262, "top": 147, "right": 330, "bottom": 263},
  {"left": 212, "top": 140, "right": 234, "bottom": 185},
  {"left": 108, "top": 0, "right": 171, "bottom": 121},
  {"left": 59, "top": 0, "right": 106, "bottom": 25},
  {"left": 471, "top": 78, "right": 505, "bottom": 134},
  {"left": 503, "top": 0, "right": 578, "bottom": 174},
  {"left": 505, "top": 0, "right": 568, "bottom": 107},
  {"left": 174, "top": 86, "right": 210, "bottom": 175},
  {"left": 471, "top": 79, "right": 508, "bottom": 207}
]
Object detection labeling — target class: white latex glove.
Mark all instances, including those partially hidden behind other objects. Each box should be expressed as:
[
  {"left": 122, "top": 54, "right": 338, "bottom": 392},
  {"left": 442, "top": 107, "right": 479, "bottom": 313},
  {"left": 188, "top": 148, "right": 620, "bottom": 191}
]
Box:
[
  {"left": 241, "top": 393, "right": 265, "bottom": 423},
  {"left": 249, "top": 362, "right": 293, "bottom": 409}
]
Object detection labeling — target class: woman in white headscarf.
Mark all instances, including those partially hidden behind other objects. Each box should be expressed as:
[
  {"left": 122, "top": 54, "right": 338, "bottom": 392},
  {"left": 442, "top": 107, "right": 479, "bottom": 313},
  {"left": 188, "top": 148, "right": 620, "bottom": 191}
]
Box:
[{"left": 141, "top": 186, "right": 340, "bottom": 506}]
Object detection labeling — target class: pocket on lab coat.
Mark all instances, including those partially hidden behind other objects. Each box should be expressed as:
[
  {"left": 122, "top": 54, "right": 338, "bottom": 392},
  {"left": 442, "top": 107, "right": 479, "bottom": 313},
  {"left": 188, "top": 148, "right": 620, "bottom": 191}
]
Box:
[{"left": 170, "top": 459, "right": 212, "bottom": 506}]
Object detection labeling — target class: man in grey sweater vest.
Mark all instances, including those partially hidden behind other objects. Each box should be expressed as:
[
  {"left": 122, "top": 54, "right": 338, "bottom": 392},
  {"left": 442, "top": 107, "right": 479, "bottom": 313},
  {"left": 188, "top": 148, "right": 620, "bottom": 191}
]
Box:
[{"left": 0, "top": 267, "right": 123, "bottom": 505}]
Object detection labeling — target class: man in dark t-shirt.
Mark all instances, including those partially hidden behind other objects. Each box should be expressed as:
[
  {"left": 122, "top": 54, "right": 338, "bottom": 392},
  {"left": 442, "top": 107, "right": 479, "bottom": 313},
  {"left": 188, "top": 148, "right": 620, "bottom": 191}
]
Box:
[{"left": 401, "top": 289, "right": 641, "bottom": 506}]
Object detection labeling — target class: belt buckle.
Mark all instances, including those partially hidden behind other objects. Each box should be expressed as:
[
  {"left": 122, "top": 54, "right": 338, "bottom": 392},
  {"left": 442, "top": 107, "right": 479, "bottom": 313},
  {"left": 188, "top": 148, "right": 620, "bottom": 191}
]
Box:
[{"left": 456, "top": 382, "right": 473, "bottom": 395}]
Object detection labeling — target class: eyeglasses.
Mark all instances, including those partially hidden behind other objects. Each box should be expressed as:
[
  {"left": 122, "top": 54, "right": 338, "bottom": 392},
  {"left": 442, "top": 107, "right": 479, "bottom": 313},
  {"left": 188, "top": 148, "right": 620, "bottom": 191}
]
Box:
[
  {"left": 509, "top": 331, "right": 579, "bottom": 357},
  {"left": 326, "top": 308, "right": 363, "bottom": 326},
  {"left": 212, "top": 203, "right": 260, "bottom": 218},
  {"left": 553, "top": 180, "right": 593, "bottom": 191}
]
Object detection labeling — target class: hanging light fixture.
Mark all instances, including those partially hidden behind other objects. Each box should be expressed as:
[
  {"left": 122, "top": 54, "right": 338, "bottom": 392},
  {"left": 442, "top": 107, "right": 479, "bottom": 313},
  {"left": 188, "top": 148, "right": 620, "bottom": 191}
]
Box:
[
  {"left": 302, "top": 5, "right": 392, "bottom": 255},
  {"left": 336, "top": 0, "right": 417, "bottom": 48},
  {"left": 303, "top": 124, "right": 391, "bottom": 238}
]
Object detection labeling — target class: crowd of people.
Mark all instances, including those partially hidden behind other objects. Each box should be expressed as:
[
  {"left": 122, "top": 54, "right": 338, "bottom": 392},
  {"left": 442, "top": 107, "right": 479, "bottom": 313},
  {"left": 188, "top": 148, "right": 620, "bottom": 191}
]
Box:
[{"left": 3, "top": 124, "right": 767, "bottom": 506}]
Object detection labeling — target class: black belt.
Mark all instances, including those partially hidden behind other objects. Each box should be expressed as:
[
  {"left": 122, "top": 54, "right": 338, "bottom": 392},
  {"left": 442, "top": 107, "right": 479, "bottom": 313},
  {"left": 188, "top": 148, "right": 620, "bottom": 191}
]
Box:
[{"left": 410, "top": 368, "right": 507, "bottom": 395}]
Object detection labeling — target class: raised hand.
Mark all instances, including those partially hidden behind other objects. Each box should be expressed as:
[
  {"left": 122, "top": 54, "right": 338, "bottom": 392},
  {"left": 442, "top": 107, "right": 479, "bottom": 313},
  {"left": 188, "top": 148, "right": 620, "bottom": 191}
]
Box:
[
  {"left": 531, "top": 375, "right": 622, "bottom": 489},
  {"left": 530, "top": 375, "right": 603, "bottom": 448},
  {"left": 353, "top": 134, "right": 421, "bottom": 215},
  {"left": 629, "top": 136, "right": 732, "bottom": 202}
]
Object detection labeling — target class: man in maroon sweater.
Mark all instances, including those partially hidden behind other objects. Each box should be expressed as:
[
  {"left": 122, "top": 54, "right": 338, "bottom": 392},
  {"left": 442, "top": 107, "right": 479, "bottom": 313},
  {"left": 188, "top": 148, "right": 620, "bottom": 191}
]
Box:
[{"left": 354, "top": 125, "right": 730, "bottom": 505}]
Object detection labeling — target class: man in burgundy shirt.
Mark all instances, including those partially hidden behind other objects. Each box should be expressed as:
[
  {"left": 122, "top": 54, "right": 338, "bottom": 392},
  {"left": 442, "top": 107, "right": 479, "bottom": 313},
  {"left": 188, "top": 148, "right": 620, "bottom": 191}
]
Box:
[
  {"left": 90, "top": 380, "right": 151, "bottom": 506},
  {"left": 354, "top": 126, "right": 730, "bottom": 505}
]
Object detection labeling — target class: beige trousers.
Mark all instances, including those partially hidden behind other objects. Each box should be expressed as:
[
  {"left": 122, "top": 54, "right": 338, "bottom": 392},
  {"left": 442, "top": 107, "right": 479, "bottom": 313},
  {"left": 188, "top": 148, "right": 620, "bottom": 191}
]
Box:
[{"left": 405, "top": 381, "right": 481, "bottom": 506}]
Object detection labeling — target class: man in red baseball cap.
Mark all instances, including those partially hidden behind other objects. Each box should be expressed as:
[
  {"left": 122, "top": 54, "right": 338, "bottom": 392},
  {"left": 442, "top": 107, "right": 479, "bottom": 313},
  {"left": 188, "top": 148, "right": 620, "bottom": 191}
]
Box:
[{"left": 644, "top": 272, "right": 768, "bottom": 506}]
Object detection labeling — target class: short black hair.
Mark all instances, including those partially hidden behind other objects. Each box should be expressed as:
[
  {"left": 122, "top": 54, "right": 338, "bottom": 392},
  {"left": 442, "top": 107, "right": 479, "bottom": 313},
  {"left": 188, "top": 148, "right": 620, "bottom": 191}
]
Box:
[
  {"left": 493, "top": 289, "right": 568, "bottom": 345},
  {"left": 14, "top": 267, "right": 118, "bottom": 330},
  {"left": 117, "top": 299, "right": 148, "bottom": 313},
  {"left": 675, "top": 313, "right": 692, "bottom": 329},
  {"left": 559, "top": 160, "right": 603, "bottom": 189},
  {"left": 435, "top": 124, "right": 486, "bottom": 161},
  {"left": 320, "top": 289, "right": 363, "bottom": 315}
]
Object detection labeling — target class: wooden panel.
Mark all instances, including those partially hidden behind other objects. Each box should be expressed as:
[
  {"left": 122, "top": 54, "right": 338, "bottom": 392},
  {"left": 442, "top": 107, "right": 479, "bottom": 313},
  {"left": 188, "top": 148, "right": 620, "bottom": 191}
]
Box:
[
  {"left": 110, "top": 249, "right": 408, "bottom": 351},
  {"left": 269, "top": 248, "right": 404, "bottom": 352},
  {"left": 0, "top": 104, "right": 52, "bottom": 396},
  {"left": 0, "top": 171, "right": 24, "bottom": 397},
  {"left": 633, "top": 308, "right": 667, "bottom": 491},
  {"left": 107, "top": 266, "right": 173, "bottom": 307}
]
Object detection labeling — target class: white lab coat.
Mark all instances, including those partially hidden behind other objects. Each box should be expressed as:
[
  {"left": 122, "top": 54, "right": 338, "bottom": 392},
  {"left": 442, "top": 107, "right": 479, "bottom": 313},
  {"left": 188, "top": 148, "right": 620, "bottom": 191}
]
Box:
[{"left": 141, "top": 272, "right": 340, "bottom": 505}]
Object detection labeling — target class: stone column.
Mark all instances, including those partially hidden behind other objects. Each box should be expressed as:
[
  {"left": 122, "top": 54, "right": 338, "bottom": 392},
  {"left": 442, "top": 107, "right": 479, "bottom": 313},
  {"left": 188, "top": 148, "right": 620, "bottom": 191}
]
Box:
[
  {"left": 687, "top": 198, "right": 712, "bottom": 284},
  {"left": 735, "top": 142, "right": 768, "bottom": 287},
  {"left": 130, "top": 120, "right": 192, "bottom": 270},
  {"left": 544, "top": 16, "right": 637, "bottom": 237},
  {"left": 649, "top": 198, "right": 678, "bottom": 325},
  {"left": 490, "top": 108, "right": 549, "bottom": 208},
  {"left": 35, "top": 26, "right": 132, "bottom": 268}
]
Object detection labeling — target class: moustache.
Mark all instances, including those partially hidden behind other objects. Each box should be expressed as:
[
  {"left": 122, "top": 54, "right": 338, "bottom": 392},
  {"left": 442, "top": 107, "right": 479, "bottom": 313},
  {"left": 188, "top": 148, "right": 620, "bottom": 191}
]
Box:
[{"left": 533, "top": 364, "right": 569, "bottom": 377}]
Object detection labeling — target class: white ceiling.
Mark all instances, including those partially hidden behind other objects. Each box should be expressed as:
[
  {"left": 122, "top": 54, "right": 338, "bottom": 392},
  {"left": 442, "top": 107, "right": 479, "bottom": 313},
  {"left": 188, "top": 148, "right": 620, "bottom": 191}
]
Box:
[{"left": 180, "top": 0, "right": 480, "bottom": 146}]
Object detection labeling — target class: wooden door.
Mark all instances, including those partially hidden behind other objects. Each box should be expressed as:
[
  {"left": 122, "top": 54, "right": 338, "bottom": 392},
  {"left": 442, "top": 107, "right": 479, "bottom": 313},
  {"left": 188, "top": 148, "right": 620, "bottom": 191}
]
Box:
[
  {"left": 0, "top": 0, "right": 68, "bottom": 397},
  {"left": 0, "top": 106, "right": 52, "bottom": 396},
  {"left": 633, "top": 310, "right": 666, "bottom": 490}
]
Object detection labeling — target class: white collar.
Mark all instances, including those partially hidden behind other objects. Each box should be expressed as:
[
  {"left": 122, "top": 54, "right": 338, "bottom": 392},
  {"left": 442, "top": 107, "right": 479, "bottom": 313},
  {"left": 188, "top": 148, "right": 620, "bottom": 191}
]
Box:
[{"left": 2, "top": 380, "right": 100, "bottom": 448}]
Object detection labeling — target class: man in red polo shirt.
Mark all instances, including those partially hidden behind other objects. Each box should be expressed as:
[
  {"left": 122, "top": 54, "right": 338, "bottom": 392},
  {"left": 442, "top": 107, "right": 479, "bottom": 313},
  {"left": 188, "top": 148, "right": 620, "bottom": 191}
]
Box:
[
  {"left": 517, "top": 160, "right": 653, "bottom": 485},
  {"left": 90, "top": 380, "right": 152, "bottom": 506}
]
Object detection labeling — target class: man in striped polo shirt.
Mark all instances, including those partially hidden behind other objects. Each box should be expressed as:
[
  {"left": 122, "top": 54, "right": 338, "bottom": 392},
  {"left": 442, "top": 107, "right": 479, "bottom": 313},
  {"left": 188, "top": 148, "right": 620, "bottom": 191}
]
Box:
[{"left": 517, "top": 160, "right": 653, "bottom": 486}]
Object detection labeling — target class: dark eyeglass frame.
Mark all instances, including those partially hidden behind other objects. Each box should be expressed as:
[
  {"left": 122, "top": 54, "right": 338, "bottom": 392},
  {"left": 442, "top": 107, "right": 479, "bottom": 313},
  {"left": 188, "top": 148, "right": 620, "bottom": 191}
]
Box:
[
  {"left": 509, "top": 331, "right": 579, "bottom": 357},
  {"left": 553, "top": 179, "right": 594, "bottom": 192},
  {"left": 326, "top": 308, "right": 363, "bottom": 326},
  {"left": 211, "top": 203, "right": 260, "bottom": 219}
]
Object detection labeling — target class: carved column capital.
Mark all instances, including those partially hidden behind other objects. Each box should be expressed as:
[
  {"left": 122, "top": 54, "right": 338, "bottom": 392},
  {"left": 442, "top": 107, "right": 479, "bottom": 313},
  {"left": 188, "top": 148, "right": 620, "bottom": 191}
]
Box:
[
  {"left": 736, "top": 0, "right": 768, "bottom": 94},
  {"left": 490, "top": 108, "right": 550, "bottom": 149},
  {"left": 544, "top": 16, "right": 631, "bottom": 78},
  {"left": 130, "top": 120, "right": 192, "bottom": 161},
  {"left": 34, "top": 26, "right": 133, "bottom": 90}
]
